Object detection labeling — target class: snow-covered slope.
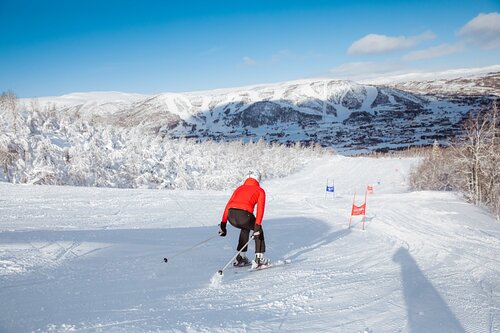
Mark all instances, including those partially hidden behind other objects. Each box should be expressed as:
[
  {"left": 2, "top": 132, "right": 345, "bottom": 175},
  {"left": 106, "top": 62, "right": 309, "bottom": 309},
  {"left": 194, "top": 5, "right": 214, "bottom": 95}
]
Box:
[{"left": 1, "top": 156, "right": 498, "bottom": 332}]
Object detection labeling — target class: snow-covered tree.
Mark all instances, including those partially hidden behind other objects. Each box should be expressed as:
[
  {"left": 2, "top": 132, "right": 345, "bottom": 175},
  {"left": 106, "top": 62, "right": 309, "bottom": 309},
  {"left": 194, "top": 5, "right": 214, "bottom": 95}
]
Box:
[
  {"left": 450, "top": 102, "right": 499, "bottom": 216},
  {"left": 0, "top": 90, "right": 329, "bottom": 190},
  {"left": 411, "top": 101, "right": 499, "bottom": 219}
]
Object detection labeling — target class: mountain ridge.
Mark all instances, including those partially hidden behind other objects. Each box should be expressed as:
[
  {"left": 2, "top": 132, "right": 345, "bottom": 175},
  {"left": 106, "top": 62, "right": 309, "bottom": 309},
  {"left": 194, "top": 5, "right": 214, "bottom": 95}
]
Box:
[{"left": 19, "top": 71, "right": 499, "bottom": 153}]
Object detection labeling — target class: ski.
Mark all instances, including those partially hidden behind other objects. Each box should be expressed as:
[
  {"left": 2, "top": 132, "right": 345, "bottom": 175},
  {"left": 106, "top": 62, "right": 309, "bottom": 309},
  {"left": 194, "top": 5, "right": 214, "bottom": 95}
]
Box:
[
  {"left": 248, "top": 259, "right": 291, "bottom": 272},
  {"left": 233, "top": 262, "right": 252, "bottom": 268}
]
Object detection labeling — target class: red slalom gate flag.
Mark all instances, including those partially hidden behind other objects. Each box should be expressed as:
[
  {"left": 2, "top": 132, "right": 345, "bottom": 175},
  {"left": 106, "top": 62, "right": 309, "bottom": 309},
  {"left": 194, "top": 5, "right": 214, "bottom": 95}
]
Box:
[
  {"left": 367, "top": 185, "right": 374, "bottom": 194},
  {"left": 351, "top": 203, "right": 366, "bottom": 216},
  {"left": 348, "top": 191, "right": 368, "bottom": 229}
]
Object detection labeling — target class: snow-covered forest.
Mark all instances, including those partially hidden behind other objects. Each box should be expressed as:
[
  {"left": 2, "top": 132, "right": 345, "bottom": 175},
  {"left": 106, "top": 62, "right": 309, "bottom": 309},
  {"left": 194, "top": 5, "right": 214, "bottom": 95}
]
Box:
[
  {"left": 0, "top": 91, "right": 327, "bottom": 190},
  {"left": 409, "top": 104, "right": 500, "bottom": 218}
]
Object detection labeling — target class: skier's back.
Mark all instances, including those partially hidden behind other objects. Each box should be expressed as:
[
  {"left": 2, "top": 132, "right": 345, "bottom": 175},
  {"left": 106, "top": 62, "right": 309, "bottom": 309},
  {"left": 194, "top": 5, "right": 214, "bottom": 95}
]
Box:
[{"left": 218, "top": 170, "right": 269, "bottom": 267}]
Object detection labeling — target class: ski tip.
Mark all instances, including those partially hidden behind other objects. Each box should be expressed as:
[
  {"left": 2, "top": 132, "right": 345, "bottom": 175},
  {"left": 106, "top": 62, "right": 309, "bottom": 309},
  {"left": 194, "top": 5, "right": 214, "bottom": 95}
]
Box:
[{"left": 163, "top": 257, "right": 168, "bottom": 263}]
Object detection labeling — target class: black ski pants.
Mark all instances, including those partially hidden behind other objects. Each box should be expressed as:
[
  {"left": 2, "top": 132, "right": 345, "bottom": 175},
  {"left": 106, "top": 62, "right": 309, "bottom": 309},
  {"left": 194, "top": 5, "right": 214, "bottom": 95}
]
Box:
[{"left": 227, "top": 208, "right": 265, "bottom": 253}]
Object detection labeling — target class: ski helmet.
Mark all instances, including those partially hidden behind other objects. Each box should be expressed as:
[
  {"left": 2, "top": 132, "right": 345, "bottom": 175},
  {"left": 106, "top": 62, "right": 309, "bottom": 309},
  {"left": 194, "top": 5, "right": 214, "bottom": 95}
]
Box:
[{"left": 247, "top": 170, "right": 261, "bottom": 182}]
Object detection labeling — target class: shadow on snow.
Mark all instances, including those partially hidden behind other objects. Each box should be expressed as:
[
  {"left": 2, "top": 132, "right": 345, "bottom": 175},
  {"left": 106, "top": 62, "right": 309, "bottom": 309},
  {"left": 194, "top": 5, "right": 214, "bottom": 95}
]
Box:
[
  {"left": 0, "top": 216, "right": 343, "bottom": 332},
  {"left": 393, "top": 247, "right": 465, "bottom": 333}
]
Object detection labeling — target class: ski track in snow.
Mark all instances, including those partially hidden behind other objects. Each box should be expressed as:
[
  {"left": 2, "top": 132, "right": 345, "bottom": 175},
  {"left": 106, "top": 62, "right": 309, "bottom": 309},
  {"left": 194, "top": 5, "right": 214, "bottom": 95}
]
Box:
[{"left": 0, "top": 156, "right": 499, "bottom": 332}]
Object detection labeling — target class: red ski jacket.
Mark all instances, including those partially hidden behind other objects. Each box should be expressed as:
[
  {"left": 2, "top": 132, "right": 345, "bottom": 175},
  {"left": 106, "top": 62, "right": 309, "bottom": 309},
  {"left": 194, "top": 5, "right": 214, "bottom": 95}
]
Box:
[{"left": 221, "top": 178, "right": 266, "bottom": 225}]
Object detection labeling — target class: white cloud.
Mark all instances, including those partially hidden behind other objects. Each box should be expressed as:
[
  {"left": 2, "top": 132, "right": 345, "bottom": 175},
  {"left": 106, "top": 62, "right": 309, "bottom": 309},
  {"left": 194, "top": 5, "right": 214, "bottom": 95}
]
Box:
[
  {"left": 458, "top": 12, "right": 500, "bottom": 49},
  {"left": 348, "top": 31, "right": 435, "bottom": 55},
  {"left": 242, "top": 56, "right": 256, "bottom": 66},
  {"left": 403, "top": 43, "right": 464, "bottom": 61}
]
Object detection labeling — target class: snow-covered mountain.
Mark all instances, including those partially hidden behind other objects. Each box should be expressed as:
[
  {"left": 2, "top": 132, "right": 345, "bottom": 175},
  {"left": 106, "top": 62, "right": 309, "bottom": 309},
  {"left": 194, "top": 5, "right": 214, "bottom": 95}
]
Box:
[{"left": 23, "top": 71, "right": 498, "bottom": 153}]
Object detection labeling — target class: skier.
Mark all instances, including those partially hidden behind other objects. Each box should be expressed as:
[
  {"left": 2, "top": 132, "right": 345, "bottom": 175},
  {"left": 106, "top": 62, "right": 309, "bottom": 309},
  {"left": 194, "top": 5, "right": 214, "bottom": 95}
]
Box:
[{"left": 218, "top": 170, "right": 269, "bottom": 268}]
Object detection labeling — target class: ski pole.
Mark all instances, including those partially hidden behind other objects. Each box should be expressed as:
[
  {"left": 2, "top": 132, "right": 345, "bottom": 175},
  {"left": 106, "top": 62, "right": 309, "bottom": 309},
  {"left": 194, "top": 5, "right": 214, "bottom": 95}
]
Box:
[
  {"left": 163, "top": 234, "right": 219, "bottom": 263},
  {"left": 217, "top": 235, "right": 255, "bottom": 276}
]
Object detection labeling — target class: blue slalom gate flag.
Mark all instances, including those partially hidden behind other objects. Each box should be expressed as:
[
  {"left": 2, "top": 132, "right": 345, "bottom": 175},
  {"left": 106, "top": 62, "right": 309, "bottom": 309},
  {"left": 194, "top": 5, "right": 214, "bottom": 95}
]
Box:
[{"left": 326, "top": 185, "right": 335, "bottom": 193}]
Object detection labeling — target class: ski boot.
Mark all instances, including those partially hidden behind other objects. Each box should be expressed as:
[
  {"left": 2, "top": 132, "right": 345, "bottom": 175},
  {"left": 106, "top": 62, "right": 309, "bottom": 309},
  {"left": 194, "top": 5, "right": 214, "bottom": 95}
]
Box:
[
  {"left": 233, "top": 253, "right": 250, "bottom": 267},
  {"left": 252, "top": 253, "right": 270, "bottom": 269}
]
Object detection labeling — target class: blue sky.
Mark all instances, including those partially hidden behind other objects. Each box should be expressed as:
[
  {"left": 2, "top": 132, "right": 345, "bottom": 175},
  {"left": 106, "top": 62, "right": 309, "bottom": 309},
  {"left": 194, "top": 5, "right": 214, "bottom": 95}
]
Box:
[{"left": 1, "top": 0, "right": 499, "bottom": 97}]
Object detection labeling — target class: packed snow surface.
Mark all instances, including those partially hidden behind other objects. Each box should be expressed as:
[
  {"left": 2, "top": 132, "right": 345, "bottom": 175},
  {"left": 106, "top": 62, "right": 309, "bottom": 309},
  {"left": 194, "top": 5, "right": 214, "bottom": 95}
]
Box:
[{"left": 0, "top": 156, "right": 499, "bottom": 332}]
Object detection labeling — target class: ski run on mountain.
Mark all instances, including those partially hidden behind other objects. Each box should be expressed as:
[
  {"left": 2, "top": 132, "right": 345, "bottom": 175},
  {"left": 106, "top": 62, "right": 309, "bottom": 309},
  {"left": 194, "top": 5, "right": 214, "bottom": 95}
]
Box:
[{"left": 1, "top": 156, "right": 499, "bottom": 332}]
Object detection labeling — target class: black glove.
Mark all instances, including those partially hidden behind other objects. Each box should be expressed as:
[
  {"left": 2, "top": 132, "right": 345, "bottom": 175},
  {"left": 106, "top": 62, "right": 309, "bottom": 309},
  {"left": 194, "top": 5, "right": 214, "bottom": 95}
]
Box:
[
  {"left": 253, "top": 224, "right": 262, "bottom": 238},
  {"left": 218, "top": 222, "right": 227, "bottom": 237}
]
